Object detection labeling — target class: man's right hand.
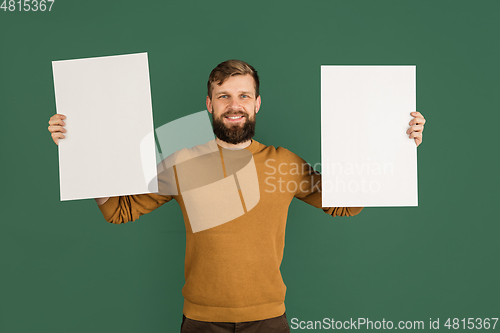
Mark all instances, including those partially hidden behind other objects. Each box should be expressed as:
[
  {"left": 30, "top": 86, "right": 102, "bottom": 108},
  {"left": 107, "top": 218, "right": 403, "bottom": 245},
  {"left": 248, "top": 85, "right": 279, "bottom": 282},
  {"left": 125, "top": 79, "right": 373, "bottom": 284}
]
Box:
[{"left": 48, "top": 114, "right": 66, "bottom": 145}]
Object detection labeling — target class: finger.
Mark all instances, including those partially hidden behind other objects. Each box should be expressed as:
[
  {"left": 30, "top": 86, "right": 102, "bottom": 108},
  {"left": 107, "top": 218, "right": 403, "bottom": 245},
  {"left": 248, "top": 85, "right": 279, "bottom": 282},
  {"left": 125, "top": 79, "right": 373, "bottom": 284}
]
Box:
[
  {"left": 49, "top": 114, "right": 66, "bottom": 121},
  {"left": 48, "top": 125, "right": 66, "bottom": 133},
  {"left": 49, "top": 114, "right": 66, "bottom": 125},
  {"left": 409, "top": 131, "right": 422, "bottom": 140},
  {"left": 48, "top": 117, "right": 66, "bottom": 126},
  {"left": 406, "top": 124, "right": 424, "bottom": 134},
  {"left": 48, "top": 119, "right": 65, "bottom": 126},
  {"left": 410, "top": 111, "right": 425, "bottom": 124},
  {"left": 409, "top": 117, "right": 426, "bottom": 126},
  {"left": 51, "top": 132, "right": 65, "bottom": 145}
]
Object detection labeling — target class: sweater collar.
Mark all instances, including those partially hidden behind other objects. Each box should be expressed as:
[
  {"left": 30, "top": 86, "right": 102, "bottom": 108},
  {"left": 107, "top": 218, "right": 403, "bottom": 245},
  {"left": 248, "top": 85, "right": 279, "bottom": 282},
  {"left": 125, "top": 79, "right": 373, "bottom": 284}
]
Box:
[{"left": 214, "top": 138, "right": 262, "bottom": 154}]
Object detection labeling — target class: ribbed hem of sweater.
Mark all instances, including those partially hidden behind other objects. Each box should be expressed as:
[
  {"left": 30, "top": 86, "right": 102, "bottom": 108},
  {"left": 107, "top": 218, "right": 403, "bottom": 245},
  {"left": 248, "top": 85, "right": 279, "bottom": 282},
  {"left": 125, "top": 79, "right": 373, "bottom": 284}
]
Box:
[{"left": 183, "top": 299, "right": 286, "bottom": 323}]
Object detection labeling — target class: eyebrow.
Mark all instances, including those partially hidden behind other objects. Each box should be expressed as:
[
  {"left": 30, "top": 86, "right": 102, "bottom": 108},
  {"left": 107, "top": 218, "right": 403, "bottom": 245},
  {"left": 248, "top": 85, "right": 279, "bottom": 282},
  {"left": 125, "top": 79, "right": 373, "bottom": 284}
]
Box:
[{"left": 216, "top": 91, "right": 254, "bottom": 96}]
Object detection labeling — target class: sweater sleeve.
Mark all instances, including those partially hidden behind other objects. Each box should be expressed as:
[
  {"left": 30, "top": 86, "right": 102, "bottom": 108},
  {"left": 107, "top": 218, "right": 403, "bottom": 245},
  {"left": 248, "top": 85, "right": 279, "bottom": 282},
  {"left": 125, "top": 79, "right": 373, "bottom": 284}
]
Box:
[
  {"left": 280, "top": 147, "right": 363, "bottom": 217},
  {"left": 97, "top": 162, "right": 176, "bottom": 224},
  {"left": 97, "top": 192, "right": 173, "bottom": 224}
]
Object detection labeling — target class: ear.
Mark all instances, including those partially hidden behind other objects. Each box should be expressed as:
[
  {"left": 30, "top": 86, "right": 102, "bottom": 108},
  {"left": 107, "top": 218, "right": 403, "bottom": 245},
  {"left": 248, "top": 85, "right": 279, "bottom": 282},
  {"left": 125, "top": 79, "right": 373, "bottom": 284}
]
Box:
[
  {"left": 255, "top": 95, "right": 261, "bottom": 114},
  {"left": 206, "top": 96, "right": 212, "bottom": 114}
]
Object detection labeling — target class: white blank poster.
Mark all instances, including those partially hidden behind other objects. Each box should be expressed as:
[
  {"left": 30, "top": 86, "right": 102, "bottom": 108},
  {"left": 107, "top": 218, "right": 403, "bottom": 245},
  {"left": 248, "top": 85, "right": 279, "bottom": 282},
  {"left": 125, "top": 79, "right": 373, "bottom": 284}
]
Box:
[
  {"left": 53, "top": 53, "right": 157, "bottom": 201},
  {"left": 321, "top": 65, "right": 417, "bottom": 207}
]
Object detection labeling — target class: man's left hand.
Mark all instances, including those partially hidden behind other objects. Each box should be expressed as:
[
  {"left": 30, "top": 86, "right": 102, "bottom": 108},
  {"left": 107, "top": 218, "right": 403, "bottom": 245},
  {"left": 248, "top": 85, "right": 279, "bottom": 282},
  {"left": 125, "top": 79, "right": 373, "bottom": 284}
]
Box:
[{"left": 407, "top": 111, "right": 426, "bottom": 147}]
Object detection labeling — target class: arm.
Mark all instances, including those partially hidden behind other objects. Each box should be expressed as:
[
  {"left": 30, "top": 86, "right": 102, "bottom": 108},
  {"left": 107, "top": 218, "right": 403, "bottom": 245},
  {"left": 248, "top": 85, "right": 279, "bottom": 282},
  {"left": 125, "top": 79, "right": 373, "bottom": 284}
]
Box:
[
  {"left": 97, "top": 192, "right": 173, "bottom": 224},
  {"left": 294, "top": 164, "right": 364, "bottom": 217},
  {"left": 278, "top": 147, "right": 363, "bottom": 217},
  {"left": 97, "top": 152, "right": 179, "bottom": 223}
]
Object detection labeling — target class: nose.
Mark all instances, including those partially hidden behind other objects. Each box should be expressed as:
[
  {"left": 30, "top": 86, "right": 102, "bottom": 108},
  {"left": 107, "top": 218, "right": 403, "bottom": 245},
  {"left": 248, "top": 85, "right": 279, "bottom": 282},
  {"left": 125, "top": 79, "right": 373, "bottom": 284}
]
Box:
[{"left": 229, "top": 98, "right": 241, "bottom": 109}]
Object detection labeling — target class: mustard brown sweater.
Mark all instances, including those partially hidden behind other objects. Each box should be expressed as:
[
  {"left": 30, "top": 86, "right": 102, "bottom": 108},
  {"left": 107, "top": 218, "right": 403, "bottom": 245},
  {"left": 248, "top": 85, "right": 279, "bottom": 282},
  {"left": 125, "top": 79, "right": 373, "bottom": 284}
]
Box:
[{"left": 97, "top": 139, "right": 363, "bottom": 322}]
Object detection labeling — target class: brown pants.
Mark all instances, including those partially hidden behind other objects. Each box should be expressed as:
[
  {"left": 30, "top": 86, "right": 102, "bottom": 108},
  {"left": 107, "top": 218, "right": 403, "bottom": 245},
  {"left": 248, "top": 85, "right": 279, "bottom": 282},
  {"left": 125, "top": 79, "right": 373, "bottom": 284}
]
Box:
[{"left": 180, "top": 312, "right": 290, "bottom": 333}]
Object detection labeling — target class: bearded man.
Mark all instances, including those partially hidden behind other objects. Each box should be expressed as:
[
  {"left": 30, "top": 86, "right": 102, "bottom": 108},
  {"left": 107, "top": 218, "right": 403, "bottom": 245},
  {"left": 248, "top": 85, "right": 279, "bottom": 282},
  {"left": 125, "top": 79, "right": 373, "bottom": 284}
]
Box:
[{"left": 47, "top": 60, "right": 426, "bottom": 333}]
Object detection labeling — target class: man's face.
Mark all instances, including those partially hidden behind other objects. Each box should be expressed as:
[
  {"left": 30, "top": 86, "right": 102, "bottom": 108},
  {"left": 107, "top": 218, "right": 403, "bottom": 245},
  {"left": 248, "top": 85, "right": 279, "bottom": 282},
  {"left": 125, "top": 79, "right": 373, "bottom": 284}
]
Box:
[{"left": 207, "top": 74, "right": 261, "bottom": 145}]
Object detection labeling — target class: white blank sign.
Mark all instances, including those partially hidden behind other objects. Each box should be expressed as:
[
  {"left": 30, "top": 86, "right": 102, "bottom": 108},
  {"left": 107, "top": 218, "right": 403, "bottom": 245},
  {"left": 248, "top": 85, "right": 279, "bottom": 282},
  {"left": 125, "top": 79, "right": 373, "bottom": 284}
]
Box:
[
  {"left": 321, "top": 65, "right": 417, "bottom": 207},
  {"left": 52, "top": 53, "right": 157, "bottom": 201}
]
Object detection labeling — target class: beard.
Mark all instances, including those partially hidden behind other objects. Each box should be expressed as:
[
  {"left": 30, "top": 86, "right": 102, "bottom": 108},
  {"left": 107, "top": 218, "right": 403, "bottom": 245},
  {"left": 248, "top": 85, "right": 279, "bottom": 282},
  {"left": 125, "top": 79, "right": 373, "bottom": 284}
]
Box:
[{"left": 212, "top": 109, "right": 256, "bottom": 145}]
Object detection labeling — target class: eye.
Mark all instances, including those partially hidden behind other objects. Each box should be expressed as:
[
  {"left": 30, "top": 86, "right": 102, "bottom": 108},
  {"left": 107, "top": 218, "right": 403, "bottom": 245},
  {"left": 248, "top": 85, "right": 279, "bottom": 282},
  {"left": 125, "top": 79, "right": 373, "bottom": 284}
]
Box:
[
  {"left": 241, "top": 94, "right": 249, "bottom": 98},
  {"left": 219, "top": 95, "right": 228, "bottom": 99}
]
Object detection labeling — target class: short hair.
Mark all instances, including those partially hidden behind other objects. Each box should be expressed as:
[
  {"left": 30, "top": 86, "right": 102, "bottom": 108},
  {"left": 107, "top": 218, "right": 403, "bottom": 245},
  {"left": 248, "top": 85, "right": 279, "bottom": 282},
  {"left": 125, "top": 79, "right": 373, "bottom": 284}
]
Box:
[{"left": 207, "top": 60, "right": 260, "bottom": 99}]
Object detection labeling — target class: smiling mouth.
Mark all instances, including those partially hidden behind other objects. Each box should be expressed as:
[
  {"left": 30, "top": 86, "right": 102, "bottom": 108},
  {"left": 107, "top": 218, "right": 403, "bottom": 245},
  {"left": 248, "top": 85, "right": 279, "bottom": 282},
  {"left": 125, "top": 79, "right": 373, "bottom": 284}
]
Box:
[{"left": 224, "top": 114, "right": 246, "bottom": 122}]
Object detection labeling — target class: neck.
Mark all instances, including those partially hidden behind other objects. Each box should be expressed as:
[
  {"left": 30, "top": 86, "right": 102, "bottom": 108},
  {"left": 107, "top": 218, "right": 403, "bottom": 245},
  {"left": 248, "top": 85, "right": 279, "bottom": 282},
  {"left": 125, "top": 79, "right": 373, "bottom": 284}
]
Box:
[{"left": 215, "top": 137, "right": 252, "bottom": 149}]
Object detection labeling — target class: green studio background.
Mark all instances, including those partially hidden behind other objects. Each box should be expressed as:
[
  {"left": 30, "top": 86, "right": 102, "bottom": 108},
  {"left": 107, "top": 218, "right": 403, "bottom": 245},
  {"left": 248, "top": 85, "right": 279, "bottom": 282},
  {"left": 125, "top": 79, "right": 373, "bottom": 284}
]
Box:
[{"left": 1, "top": 0, "right": 499, "bottom": 332}]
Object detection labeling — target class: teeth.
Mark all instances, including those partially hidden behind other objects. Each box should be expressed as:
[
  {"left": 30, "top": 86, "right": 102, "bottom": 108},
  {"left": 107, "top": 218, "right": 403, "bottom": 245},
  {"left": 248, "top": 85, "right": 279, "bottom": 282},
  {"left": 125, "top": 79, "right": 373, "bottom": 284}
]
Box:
[{"left": 227, "top": 116, "right": 243, "bottom": 119}]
